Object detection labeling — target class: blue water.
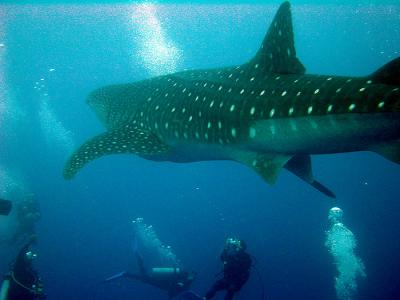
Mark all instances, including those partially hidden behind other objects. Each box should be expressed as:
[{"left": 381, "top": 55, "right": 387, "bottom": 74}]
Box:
[{"left": 0, "top": 3, "right": 399, "bottom": 300}]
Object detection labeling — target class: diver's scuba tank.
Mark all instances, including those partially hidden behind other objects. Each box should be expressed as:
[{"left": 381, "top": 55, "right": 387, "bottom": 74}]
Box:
[
  {"left": 151, "top": 267, "right": 181, "bottom": 279},
  {"left": 0, "top": 278, "right": 10, "bottom": 300}
]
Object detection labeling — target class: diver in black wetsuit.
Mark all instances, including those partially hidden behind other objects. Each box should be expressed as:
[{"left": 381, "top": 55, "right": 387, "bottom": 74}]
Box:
[
  {"left": 0, "top": 239, "right": 45, "bottom": 300},
  {"left": 0, "top": 198, "right": 12, "bottom": 216},
  {"left": 204, "top": 238, "right": 252, "bottom": 300},
  {"left": 104, "top": 241, "right": 195, "bottom": 299}
]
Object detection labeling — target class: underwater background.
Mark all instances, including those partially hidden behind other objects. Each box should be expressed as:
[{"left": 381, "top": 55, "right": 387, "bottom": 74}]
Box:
[{"left": 0, "top": 1, "right": 399, "bottom": 299}]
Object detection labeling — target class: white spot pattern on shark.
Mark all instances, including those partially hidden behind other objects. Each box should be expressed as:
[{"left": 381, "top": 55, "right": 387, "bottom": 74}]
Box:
[{"left": 64, "top": 1, "right": 400, "bottom": 199}]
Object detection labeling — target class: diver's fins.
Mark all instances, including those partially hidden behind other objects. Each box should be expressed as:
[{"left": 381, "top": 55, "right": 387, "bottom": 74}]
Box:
[
  {"left": 103, "top": 271, "right": 128, "bottom": 283},
  {"left": 177, "top": 290, "right": 204, "bottom": 300},
  {"left": 0, "top": 199, "right": 12, "bottom": 216}
]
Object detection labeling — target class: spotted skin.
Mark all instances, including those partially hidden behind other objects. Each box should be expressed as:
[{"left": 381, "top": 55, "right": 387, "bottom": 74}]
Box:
[
  {"left": 66, "top": 124, "right": 169, "bottom": 174},
  {"left": 64, "top": 2, "right": 400, "bottom": 197}
]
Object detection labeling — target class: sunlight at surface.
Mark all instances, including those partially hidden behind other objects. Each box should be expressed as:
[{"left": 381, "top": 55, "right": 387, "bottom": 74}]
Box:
[{"left": 128, "top": 2, "right": 181, "bottom": 76}]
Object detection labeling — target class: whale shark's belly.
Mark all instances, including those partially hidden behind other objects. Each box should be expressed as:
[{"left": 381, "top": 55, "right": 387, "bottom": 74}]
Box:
[
  {"left": 161, "top": 139, "right": 234, "bottom": 162},
  {"left": 248, "top": 113, "right": 400, "bottom": 154}
]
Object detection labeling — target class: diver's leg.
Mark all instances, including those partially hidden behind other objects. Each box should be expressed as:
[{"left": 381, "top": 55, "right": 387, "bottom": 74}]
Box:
[
  {"left": 136, "top": 253, "right": 146, "bottom": 275},
  {"left": 224, "top": 288, "right": 235, "bottom": 300},
  {"left": 124, "top": 272, "right": 143, "bottom": 281},
  {"left": 205, "top": 286, "right": 217, "bottom": 300},
  {"left": 133, "top": 236, "right": 146, "bottom": 275},
  {"left": 205, "top": 279, "right": 227, "bottom": 300},
  {"left": 224, "top": 283, "right": 242, "bottom": 300}
]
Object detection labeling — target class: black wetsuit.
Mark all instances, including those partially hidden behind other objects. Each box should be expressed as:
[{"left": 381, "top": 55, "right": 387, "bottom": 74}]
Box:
[
  {"left": 205, "top": 249, "right": 252, "bottom": 300},
  {"left": 5, "top": 243, "right": 44, "bottom": 300}
]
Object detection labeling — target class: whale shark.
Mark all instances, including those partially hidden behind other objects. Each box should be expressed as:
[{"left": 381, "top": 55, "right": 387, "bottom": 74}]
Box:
[{"left": 64, "top": 2, "right": 400, "bottom": 198}]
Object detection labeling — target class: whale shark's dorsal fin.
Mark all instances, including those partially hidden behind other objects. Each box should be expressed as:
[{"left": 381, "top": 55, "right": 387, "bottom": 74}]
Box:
[{"left": 248, "top": 1, "right": 305, "bottom": 75}]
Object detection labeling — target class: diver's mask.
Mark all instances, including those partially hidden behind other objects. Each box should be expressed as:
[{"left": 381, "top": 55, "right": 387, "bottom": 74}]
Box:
[
  {"left": 328, "top": 207, "right": 343, "bottom": 225},
  {"left": 225, "top": 238, "right": 243, "bottom": 254},
  {"left": 25, "top": 251, "right": 37, "bottom": 261}
]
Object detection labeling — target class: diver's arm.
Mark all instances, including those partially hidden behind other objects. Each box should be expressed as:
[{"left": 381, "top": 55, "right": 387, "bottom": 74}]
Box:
[
  {"left": 123, "top": 272, "right": 143, "bottom": 281},
  {"left": 244, "top": 253, "right": 252, "bottom": 270},
  {"left": 220, "top": 250, "right": 229, "bottom": 265},
  {"left": 124, "top": 272, "right": 161, "bottom": 288},
  {"left": 135, "top": 253, "right": 147, "bottom": 276}
]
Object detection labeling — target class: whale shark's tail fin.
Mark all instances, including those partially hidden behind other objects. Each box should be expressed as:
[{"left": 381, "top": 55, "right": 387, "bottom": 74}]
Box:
[{"left": 369, "top": 57, "right": 400, "bottom": 164}]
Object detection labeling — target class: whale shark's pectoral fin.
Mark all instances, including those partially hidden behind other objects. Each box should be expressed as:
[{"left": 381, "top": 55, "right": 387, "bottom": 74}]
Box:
[
  {"left": 63, "top": 126, "right": 169, "bottom": 179},
  {"left": 284, "top": 155, "right": 336, "bottom": 198}
]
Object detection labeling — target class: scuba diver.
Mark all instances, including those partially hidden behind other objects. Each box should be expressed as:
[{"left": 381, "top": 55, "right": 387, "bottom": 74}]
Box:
[
  {"left": 0, "top": 238, "right": 45, "bottom": 300},
  {"left": 204, "top": 238, "right": 252, "bottom": 300},
  {"left": 104, "top": 231, "right": 195, "bottom": 299},
  {"left": 106, "top": 252, "right": 194, "bottom": 299},
  {"left": 0, "top": 199, "right": 12, "bottom": 216}
]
